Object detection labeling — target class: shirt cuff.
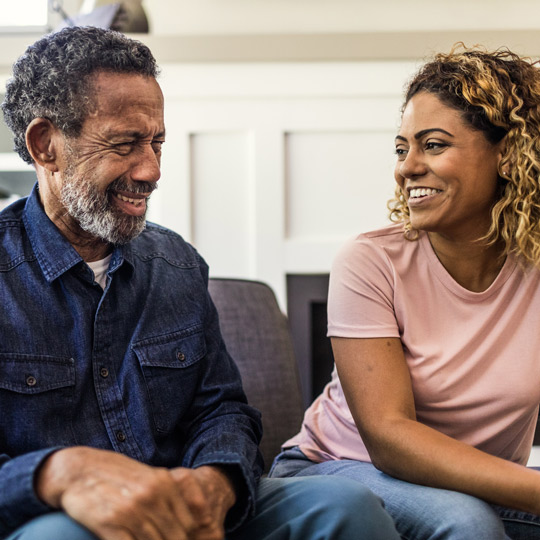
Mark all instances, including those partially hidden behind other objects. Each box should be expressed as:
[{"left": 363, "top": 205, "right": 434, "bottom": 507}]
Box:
[{"left": 0, "top": 447, "right": 62, "bottom": 535}]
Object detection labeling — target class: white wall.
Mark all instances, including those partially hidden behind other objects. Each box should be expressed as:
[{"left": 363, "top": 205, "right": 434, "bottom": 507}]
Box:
[
  {"left": 53, "top": 0, "right": 540, "bottom": 35},
  {"left": 144, "top": 0, "right": 540, "bottom": 34}
]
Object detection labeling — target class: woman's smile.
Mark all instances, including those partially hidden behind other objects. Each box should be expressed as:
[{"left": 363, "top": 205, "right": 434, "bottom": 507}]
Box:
[{"left": 407, "top": 187, "right": 443, "bottom": 207}]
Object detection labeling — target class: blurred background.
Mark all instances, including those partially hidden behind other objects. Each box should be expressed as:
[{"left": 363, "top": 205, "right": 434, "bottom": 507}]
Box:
[{"left": 1, "top": 0, "right": 540, "bottom": 411}]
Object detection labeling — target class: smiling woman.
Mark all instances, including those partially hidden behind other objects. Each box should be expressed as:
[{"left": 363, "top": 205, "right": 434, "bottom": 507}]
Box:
[
  {"left": 269, "top": 45, "right": 540, "bottom": 540},
  {"left": 392, "top": 92, "right": 505, "bottom": 287}
]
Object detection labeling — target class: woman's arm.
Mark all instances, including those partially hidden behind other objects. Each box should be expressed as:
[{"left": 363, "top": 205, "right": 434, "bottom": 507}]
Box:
[{"left": 332, "top": 336, "right": 540, "bottom": 514}]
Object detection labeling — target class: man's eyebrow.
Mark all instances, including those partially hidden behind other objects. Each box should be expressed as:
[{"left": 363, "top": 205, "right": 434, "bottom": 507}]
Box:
[
  {"left": 108, "top": 130, "right": 166, "bottom": 141},
  {"left": 395, "top": 128, "right": 454, "bottom": 143}
]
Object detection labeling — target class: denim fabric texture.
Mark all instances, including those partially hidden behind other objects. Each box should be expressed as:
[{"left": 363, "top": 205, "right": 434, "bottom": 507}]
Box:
[
  {"left": 270, "top": 447, "right": 540, "bottom": 540},
  {"left": 0, "top": 185, "right": 263, "bottom": 538},
  {"left": 4, "top": 513, "right": 98, "bottom": 540},
  {"left": 5, "top": 477, "right": 401, "bottom": 540}
]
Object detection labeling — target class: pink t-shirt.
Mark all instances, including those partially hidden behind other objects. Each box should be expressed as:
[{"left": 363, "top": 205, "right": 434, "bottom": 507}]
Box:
[{"left": 285, "top": 223, "right": 540, "bottom": 466}]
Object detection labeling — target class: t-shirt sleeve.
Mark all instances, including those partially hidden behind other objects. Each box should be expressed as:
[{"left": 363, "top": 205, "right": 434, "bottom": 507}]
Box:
[{"left": 327, "top": 235, "right": 400, "bottom": 338}]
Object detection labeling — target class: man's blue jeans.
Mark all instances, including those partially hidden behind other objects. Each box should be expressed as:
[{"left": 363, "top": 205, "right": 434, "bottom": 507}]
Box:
[
  {"left": 4, "top": 476, "right": 400, "bottom": 540},
  {"left": 269, "top": 447, "right": 540, "bottom": 540}
]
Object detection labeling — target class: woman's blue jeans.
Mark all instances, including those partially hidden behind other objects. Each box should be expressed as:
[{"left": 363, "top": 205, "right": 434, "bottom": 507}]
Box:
[{"left": 269, "top": 447, "right": 540, "bottom": 540}]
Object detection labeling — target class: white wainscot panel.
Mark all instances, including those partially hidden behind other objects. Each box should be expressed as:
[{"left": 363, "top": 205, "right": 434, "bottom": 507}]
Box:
[
  {"left": 190, "top": 131, "right": 254, "bottom": 278},
  {"left": 285, "top": 130, "right": 396, "bottom": 240},
  {"left": 151, "top": 61, "right": 416, "bottom": 306}
]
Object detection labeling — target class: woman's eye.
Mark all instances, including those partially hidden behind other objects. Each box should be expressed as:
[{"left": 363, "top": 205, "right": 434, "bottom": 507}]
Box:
[
  {"left": 425, "top": 141, "right": 446, "bottom": 151},
  {"left": 395, "top": 147, "right": 408, "bottom": 159}
]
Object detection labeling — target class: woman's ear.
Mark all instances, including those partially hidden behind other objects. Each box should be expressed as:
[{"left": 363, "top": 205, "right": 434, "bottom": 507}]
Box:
[
  {"left": 496, "top": 135, "right": 513, "bottom": 179},
  {"left": 25, "top": 118, "right": 62, "bottom": 172}
]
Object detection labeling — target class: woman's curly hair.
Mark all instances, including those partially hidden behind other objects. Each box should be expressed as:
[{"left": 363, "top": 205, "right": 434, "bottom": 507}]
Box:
[
  {"left": 388, "top": 44, "right": 540, "bottom": 266},
  {"left": 1, "top": 26, "right": 159, "bottom": 165}
]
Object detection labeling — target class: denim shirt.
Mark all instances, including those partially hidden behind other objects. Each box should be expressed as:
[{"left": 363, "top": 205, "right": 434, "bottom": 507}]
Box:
[{"left": 0, "top": 185, "right": 263, "bottom": 537}]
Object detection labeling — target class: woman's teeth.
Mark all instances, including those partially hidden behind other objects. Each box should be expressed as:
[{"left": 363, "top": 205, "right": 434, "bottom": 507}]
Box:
[{"left": 409, "top": 188, "right": 441, "bottom": 199}]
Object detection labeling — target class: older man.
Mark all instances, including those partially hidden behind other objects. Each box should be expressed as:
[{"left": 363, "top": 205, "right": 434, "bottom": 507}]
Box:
[{"left": 0, "top": 27, "right": 399, "bottom": 540}]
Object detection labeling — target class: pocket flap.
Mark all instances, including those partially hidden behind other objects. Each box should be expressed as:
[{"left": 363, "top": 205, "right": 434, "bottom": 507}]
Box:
[
  {"left": 0, "top": 354, "right": 75, "bottom": 394},
  {"left": 133, "top": 326, "right": 206, "bottom": 369}
]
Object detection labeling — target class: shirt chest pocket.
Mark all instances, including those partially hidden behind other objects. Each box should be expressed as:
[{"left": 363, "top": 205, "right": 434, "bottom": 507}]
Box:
[
  {"left": 133, "top": 327, "right": 207, "bottom": 433},
  {"left": 0, "top": 354, "right": 76, "bottom": 453}
]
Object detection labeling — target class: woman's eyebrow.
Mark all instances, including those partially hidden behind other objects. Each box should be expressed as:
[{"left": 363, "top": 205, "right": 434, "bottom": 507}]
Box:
[
  {"left": 395, "top": 128, "right": 454, "bottom": 143},
  {"left": 414, "top": 128, "right": 454, "bottom": 139}
]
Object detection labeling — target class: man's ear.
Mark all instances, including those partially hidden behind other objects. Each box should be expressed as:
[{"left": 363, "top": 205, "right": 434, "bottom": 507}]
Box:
[{"left": 25, "top": 118, "right": 63, "bottom": 172}]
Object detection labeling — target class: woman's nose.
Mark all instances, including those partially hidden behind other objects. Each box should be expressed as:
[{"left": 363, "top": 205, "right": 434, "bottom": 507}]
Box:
[{"left": 397, "top": 148, "right": 427, "bottom": 180}]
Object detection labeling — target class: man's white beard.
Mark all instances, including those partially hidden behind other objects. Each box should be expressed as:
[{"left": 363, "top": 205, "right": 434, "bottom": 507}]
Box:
[{"left": 60, "top": 170, "right": 152, "bottom": 245}]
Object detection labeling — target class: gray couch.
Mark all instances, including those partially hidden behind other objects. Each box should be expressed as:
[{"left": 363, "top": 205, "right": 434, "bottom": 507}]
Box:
[{"left": 209, "top": 278, "right": 304, "bottom": 473}]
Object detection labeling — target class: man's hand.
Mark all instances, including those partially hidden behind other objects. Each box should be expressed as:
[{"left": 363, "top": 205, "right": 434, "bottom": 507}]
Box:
[
  {"left": 170, "top": 466, "right": 237, "bottom": 540},
  {"left": 35, "top": 447, "right": 235, "bottom": 540}
]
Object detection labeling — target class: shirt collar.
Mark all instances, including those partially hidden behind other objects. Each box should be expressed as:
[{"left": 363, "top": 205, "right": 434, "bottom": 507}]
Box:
[{"left": 23, "top": 184, "right": 134, "bottom": 283}]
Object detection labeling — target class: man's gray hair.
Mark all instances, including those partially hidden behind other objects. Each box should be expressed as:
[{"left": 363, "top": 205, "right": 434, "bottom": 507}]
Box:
[{"left": 1, "top": 26, "right": 159, "bottom": 164}]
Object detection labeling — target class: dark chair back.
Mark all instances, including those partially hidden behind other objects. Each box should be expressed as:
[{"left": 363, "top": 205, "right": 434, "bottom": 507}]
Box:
[{"left": 208, "top": 278, "right": 304, "bottom": 473}]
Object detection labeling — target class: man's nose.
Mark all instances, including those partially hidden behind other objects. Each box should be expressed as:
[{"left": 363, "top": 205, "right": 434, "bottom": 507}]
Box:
[{"left": 131, "top": 144, "right": 161, "bottom": 183}]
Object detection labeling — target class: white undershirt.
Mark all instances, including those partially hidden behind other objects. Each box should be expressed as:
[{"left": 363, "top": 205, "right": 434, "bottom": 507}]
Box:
[{"left": 87, "top": 254, "right": 112, "bottom": 290}]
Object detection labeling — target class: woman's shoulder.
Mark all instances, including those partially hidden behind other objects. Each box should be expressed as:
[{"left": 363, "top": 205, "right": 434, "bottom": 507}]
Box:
[
  {"left": 339, "top": 222, "right": 420, "bottom": 261},
  {"left": 332, "top": 223, "right": 428, "bottom": 291},
  {"left": 361, "top": 221, "right": 406, "bottom": 241}
]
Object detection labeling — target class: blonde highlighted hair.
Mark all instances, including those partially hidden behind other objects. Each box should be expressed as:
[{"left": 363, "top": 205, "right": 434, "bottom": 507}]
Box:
[{"left": 388, "top": 44, "right": 540, "bottom": 266}]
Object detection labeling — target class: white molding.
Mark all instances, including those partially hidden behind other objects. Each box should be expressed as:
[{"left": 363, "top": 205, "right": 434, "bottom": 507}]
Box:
[
  {"left": 158, "top": 61, "right": 416, "bottom": 99},
  {"left": 1, "top": 29, "right": 540, "bottom": 71},
  {"left": 141, "top": 31, "right": 540, "bottom": 63}
]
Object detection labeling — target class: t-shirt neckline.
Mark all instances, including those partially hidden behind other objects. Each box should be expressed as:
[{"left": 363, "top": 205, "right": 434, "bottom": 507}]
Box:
[{"left": 419, "top": 231, "right": 517, "bottom": 301}]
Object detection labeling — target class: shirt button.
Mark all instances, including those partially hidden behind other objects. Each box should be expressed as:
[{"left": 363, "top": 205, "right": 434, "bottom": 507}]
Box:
[
  {"left": 116, "top": 431, "right": 126, "bottom": 442},
  {"left": 26, "top": 375, "right": 37, "bottom": 387},
  {"left": 176, "top": 352, "right": 186, "bottom": 361},
  {"left": 100, "top": 367, "right": 109, "bottom": 378}
]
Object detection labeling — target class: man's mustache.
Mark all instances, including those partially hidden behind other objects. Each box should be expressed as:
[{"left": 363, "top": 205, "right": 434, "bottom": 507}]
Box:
[{"left": 108, "top": 179, "right": 158, "bottom": 195}]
